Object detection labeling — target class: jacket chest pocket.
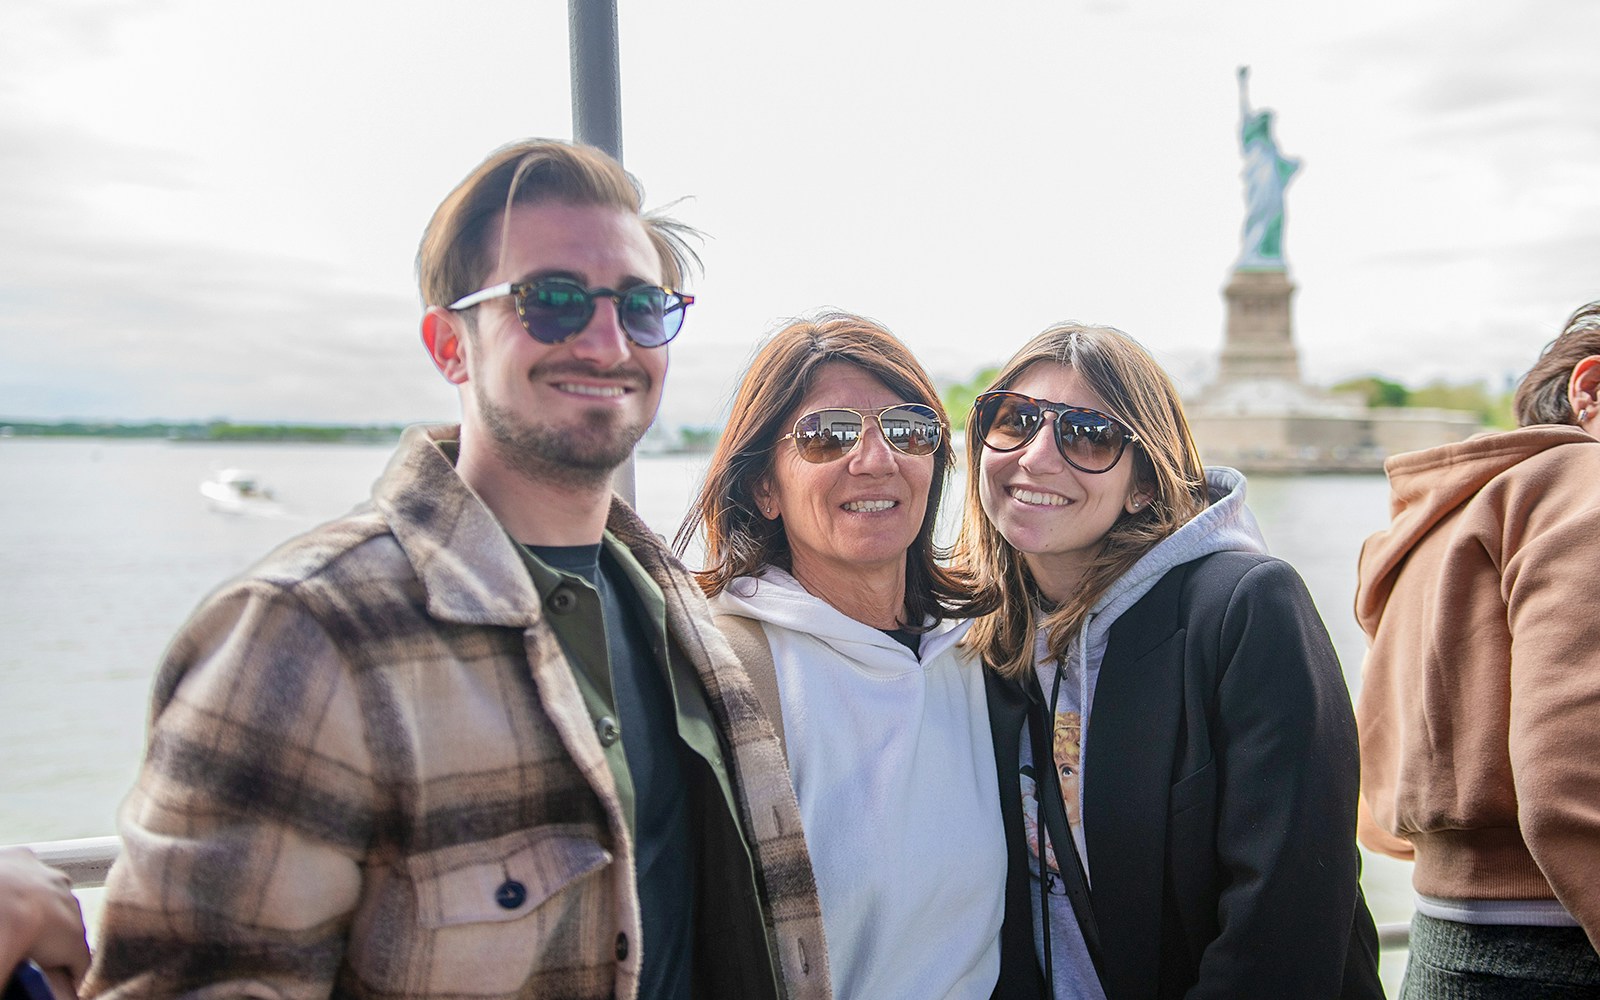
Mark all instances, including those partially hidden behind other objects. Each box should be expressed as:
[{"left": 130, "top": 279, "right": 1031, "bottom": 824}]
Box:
[
  {"left": 351, "top": 826, "right": 616, "bottom": 996},
  {"left": 1167, "top": 758, "right": 1220, "bottom": 938},
  {"left": 1169, "top": 758, "right": 1216, "bottom": 820},
  {"left": 412, "top": 826, "right": 612, "bottom": 927}
]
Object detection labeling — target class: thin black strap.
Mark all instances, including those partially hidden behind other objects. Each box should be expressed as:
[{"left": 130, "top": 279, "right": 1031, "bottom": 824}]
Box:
[{"left": 1026, "top": 678, "right": 1107, "bottom": 987}]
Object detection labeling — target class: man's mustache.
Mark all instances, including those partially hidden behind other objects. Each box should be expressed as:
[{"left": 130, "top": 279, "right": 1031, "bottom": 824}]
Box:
[{"left": 528, "top": 360, "right": 652, "bottom": 390}]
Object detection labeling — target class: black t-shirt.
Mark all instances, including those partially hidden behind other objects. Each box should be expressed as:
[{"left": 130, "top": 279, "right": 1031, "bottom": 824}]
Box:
[
  {"left": 531, "top": 543, "right": 694, "bottom": 1000},
  {"left": 881, "top": 626, "right": 922, "bottom": 656}
]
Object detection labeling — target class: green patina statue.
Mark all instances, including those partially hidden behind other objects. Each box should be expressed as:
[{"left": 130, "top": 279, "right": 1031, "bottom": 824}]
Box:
[{"left": 1236, "top": 67, "right": 1300, "bottom": 270}]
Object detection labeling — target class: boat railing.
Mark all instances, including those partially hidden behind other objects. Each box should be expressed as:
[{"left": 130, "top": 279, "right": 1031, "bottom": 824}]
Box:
[
  {"left": 12, "top": 835, "right": 1414, "bottom": 949},
  {"left": 25, "top": 836, "right": 121, "bottom": 890}
]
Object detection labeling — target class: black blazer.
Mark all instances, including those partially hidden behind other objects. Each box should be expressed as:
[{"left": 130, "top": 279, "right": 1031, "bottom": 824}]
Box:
[{"left": 985, "top": 551, "right": 1383, "bottom": 1000}]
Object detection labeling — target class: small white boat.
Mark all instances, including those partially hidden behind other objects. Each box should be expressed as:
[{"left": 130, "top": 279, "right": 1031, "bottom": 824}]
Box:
[{"left": 200, "top": 469, "right": 284, "bottom": 517}]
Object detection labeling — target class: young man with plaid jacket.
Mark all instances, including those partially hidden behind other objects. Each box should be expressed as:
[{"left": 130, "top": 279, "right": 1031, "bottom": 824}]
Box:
[{"left": 85, "top": 140, "right": 829, "bottom": 1000}]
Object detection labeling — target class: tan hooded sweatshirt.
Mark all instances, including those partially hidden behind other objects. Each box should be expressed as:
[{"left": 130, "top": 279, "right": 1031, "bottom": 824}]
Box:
[{"left": 1355, "top": 424, "right": 1600, "bottom": 949}]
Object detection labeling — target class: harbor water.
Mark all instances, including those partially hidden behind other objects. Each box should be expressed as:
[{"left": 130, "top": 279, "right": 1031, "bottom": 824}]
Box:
[{"left": 0, "top": 436, "right": 1414, "bottom": 987}]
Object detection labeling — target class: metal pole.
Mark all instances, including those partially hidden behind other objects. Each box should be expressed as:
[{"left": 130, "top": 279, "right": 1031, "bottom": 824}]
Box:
[
  {"left": 568, "top": 0, "right": 636, "bottom": 507},
  {"left": 569, "top": 0, "right": 623, "bottom": 162}
]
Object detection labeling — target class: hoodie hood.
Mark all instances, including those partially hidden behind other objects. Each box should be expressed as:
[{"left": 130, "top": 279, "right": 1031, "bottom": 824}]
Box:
[
  {"left": 1036, "top": 466, "right": 1268, "bottom": 709},
  {"left": 1081, "top": 465, "right": 1268, "bottom": 651},
  {"left": 711, "top": 567, "right": 971, "bottom": 670},
  {"left": 1355, "top": 424, "right": 1593, "bottom": 635}
]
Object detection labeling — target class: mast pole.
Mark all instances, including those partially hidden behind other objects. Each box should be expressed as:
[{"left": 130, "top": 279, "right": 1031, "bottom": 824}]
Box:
[
  {"left": 569, "top": 0, "right": 623, "bottom": 162},
  {"left": 568, "top": 0, "right": 637, "bottom": 506}
]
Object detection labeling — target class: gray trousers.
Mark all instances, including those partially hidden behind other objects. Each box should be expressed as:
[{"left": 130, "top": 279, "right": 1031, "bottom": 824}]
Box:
[{"left": 1402, "top": 912, "right": 1600, "bottom": 999}]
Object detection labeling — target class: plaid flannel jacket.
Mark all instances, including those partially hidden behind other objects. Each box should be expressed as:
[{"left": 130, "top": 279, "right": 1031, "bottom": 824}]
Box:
[{"left": 84, "top": 425, "right": 830, "bottom": 1000}]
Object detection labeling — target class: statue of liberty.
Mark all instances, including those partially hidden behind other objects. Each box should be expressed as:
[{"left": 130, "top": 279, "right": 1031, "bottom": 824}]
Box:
[{"left": 1236, "top": 66, "right": 1300, "bottom": 270}]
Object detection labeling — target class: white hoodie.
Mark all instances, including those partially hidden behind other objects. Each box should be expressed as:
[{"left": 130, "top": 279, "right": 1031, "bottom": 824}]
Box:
[
  {"left": 712, "top": 569, "right": 1005, "bottom": 1000},
  {"left": 1025, "top": 467, "right": 1268, "bottom": 1000}
]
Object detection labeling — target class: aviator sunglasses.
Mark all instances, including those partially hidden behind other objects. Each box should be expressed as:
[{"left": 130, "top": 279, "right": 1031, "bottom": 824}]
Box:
[
  {"left": 448, "top": 277, "right": 694, "bottom": 348},
  {"left": 972, "top": 391, "right": 1139, "bottom": 474},
  {"left": 784, "top": 403, "right": 944, "bottom": 464}
]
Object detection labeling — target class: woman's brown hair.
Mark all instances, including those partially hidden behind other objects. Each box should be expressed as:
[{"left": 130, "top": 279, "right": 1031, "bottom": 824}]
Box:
[
  {"left": 674, "top": 311, "right": 969, "bottom": 627},
  {"left": 953, "top": 323, "right": 1208, "bottom": 678}
]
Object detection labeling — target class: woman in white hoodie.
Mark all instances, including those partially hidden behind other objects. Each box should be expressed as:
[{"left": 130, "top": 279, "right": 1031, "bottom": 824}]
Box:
[
  {"left": 954, "top": 323, "right": 1381, "bottom": 1000},
  {"left": 675, "top": 312, "right": 1024, "bottom": 1000}
]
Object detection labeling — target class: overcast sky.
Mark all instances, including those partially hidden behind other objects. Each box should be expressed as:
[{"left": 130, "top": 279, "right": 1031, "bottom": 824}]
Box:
[{"left": 2, "top": 0, "right": 1597, "bottom": 429}]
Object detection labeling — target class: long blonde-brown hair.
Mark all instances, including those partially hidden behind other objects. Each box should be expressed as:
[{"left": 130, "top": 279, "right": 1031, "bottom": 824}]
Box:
[
  {"left": 674, "top": 311, "right": 970, "bottom": 627},
  {"left": 953, "top": 323, "right": 1208, "bottom": 678}
]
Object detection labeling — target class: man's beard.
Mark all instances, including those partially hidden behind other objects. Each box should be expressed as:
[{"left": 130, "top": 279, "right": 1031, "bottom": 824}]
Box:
[{"left": 474, "top": 378, "right": 651, "bottom": 491}]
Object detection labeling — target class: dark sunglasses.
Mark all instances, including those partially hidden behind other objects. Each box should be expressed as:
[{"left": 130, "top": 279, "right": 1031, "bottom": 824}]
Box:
[
  {"left": 447, "top": 277, "right": 693, "bottom": 348},
  {"left": 785, "top": 403, "right": 944, "bottom": 464},
  {"left": 972, "top": 391, "right": 1139, "bottom": 474}
]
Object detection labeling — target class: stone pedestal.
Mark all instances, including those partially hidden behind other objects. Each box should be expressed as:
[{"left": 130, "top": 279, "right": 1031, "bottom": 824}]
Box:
[
  {"left": 1188, "top": 265, "right": 1479, "bottom": 472},
  {"left": 1217, "top": 269, "right": 1300, "bottom": 384}
]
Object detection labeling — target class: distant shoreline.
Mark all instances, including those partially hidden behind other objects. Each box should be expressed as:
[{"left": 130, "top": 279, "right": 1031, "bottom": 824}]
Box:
[
  {"left": 0, "top": 420, "right": 406, "bottom": 444},
  {"left": 0, "top": 420, "right": 720, "bottom": 452}
]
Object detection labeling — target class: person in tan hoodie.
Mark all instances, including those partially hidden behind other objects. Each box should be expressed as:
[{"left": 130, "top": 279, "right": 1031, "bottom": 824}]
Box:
[{"left": 1356, "top": 300, "right": 1600, "bottom": 997}]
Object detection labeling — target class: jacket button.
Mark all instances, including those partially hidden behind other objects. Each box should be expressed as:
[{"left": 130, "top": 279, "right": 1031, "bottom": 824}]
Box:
[
  {"left": 596, "top": 716, "right": 621, "bottom": 746},
  {"left": 615, "top": 931, "right": 629, "bottom": 961},
  {"left": 494, "top": 879, "right": 527, "bottom": 910},
  {"left": 547, "top": 587, "right": 577, "bottom": 614}
]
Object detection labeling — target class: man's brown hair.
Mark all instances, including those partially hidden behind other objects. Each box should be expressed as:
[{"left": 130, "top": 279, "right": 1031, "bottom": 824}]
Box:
[
  {"left": 416, "top": 139, "right": 698, "bottom": 310},
  {"left": 1513, "top": 301, "right": 1600, "bottom": 427}
]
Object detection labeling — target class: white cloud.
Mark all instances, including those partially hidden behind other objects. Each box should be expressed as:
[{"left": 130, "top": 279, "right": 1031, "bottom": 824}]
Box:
[{"left": 2, "top": 0, "right": 1597, "bottom": 425}]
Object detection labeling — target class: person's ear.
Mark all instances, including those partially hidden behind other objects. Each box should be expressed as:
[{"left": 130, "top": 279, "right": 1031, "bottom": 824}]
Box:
[
  {"left": 1125, "top": 485, "right": 1154, "bottom": 515},
  {"left": 1568, "top": 355, "right": 1600, "bottom": 423},
  {"left": 422, "top": 307, "right": 470, "bottom": 385},
  {"left": 753, "top": 477, "right": 780, "bottom": 520}
]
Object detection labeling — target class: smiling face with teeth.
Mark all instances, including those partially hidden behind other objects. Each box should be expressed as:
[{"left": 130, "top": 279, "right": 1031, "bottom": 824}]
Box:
[
  {"left": 978, "top": 362, "right": 1147, "bottom": 602},
  {"left": 437, "top": 200, "right": 669, "bottom": 491},
  {"left": 756, "top": 361, "right": 935, "bottom": 623}
]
